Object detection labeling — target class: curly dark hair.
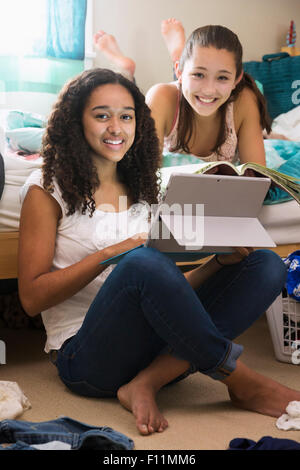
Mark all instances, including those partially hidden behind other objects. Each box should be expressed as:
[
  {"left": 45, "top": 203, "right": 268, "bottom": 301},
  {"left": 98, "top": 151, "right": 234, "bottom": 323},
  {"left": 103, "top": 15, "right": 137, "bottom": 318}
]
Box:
[{"left": 41, "top": 68, "right": 161, "bottom": 216}]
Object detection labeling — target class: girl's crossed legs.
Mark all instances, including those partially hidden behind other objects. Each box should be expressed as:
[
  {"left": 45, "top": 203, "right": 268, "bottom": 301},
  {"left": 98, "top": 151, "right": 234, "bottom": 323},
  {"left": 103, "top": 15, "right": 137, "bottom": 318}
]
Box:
[{"left": 55, "top": 247, "right": 300, "bottom": 435}]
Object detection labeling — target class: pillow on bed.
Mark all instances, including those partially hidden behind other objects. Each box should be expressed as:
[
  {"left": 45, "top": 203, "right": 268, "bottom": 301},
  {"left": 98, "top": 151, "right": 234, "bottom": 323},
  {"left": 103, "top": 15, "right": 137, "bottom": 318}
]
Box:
[
  {"left": 5, "top": 127, "right": 45, "bottom": 153},
  {"left": 243, "top": 53, "right": 300, "bottom": 119},
  {"left": 6, "top": 110, "right": 47, "bottom": 130}
]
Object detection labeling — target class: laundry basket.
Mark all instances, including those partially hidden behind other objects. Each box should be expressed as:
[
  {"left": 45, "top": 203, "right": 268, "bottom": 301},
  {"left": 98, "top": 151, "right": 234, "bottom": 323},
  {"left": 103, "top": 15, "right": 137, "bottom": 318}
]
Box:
[{"left": 266, "top": 292, "right": 300, "bottom": 364}]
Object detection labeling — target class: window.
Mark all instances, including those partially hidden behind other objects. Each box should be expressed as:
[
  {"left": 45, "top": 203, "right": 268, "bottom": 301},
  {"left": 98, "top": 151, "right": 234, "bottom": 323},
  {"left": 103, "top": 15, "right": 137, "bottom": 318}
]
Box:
[{"left": 0, "top": 0, "right": 47, "bottom": 56}]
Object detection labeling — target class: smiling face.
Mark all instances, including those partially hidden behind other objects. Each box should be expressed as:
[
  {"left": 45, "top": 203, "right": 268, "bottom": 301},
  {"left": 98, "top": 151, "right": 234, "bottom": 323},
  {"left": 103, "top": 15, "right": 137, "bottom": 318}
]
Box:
[
  {"left": 82, "top": 83, "right": 136, "bottom": 164},
  {"left": 178, "top": 46, "right": 242, "bottom": 118}
]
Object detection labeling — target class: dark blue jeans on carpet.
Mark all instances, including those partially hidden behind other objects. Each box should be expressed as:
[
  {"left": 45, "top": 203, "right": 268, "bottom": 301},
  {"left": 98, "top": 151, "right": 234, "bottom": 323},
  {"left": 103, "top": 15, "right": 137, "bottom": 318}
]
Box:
[
  {"left": 0, "top": 416, "right": 134, "bottom": 450},
  {"left": 54, "top": 247, "right": 286, "bottom": 398}
]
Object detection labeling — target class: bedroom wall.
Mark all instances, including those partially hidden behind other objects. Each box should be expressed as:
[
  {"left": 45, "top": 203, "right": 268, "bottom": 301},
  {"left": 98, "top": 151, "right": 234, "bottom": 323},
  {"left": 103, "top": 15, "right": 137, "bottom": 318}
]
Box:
[{"left": 93, "top": 0, "right": 300, "bottom": 94}]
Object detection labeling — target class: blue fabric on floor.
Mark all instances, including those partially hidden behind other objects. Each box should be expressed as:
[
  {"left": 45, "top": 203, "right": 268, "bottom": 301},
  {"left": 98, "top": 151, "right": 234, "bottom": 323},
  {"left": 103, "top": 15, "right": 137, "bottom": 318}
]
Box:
[{"left": 229, "top": 436, "right": 300, "bottom": 450}]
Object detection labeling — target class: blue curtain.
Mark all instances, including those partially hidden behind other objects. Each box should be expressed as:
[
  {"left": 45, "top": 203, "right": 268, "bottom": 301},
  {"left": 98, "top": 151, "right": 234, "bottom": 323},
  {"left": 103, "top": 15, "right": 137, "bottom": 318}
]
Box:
[{"left": 46, "top": 0, "right": 87, "bottom": 60}]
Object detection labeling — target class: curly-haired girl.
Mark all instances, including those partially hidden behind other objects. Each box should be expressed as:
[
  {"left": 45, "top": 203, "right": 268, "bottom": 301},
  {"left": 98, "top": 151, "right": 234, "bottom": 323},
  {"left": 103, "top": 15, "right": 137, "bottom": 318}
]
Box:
[{"left": 18, "top": 68, "right": 300, "bottom": 436}]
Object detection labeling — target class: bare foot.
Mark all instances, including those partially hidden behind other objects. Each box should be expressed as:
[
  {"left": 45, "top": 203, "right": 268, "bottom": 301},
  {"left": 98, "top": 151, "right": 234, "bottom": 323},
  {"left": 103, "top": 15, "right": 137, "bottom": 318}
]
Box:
[
  {"left": 117, "top": 380, "right": 169, "bottom": 435},
  {"left": 225, "top": 363, "right": 300, "bottom": 418},
  {"left": 161, "top": 18, "right": 186, "bottom": 63},
  {"left": 94, "top": 30, "right": 136, "bottom": 79}
]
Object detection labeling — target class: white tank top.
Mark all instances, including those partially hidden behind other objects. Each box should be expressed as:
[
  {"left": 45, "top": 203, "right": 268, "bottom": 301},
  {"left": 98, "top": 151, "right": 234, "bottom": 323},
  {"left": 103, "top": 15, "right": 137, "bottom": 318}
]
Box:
[{"left": 20, "top": 169, "right": 150, "bottom": 352}]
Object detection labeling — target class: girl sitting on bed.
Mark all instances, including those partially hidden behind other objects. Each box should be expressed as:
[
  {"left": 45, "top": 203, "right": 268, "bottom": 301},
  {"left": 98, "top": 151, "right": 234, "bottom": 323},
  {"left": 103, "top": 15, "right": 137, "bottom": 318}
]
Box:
[
  {"left": 95, "top": 21, "right": 271, "bottom": 165},
  {"left": 18, "top": 68, "right": 300, "bottom": 436}
]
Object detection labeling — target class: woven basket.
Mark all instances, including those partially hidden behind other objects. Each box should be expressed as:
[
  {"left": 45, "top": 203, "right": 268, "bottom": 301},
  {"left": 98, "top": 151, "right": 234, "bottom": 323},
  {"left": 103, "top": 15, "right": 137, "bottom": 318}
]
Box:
[{"left": 243, "top": 53, "right": 300, "bottom": 119}]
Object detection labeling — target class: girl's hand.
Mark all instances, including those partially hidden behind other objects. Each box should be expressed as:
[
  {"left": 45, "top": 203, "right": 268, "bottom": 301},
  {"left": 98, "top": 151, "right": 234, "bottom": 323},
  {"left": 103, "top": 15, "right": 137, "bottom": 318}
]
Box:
[
  {"left": 131, "top": 232, "right": 148, "bottom": 242},
  {"left": 216, "top": 247, "right": 254, "bottom": 266},
  {"left": 112, "top": 233, "right": 148, "bottom": 255}
]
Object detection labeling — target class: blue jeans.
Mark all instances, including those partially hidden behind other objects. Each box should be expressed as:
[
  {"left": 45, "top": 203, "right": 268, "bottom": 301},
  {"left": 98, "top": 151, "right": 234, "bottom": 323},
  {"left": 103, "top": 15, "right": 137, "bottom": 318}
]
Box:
[
  {"left": 0, "top": 416, "right": 133, "bottom": 450},
  {"left": 54, "top": 248, "right": 286, "bottom": 398}
]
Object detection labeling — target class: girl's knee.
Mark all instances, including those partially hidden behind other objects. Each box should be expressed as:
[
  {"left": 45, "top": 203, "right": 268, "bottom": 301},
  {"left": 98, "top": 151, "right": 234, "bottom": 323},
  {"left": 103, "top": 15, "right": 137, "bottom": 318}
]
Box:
[
  {"left": 122, "top": 246, "right": 171, "bottom": 268},
  {"left": 251, "top": 249, "right": 287, "bottom": 287},
  {"left": 118, "top": 246, "right": 174, "bottom": 276}
]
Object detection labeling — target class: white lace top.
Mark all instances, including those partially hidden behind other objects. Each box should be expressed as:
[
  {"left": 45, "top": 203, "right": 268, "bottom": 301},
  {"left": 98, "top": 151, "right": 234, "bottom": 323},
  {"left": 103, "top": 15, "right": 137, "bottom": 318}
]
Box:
[{"left": 20, "top": 169, "right": 150, "bottom": 352}]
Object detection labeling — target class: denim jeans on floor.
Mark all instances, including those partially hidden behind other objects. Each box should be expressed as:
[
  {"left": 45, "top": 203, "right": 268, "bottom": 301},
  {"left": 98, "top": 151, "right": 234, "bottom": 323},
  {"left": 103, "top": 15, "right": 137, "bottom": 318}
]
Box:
[
  {"left": 54, "top": 247, "right": 286, "bottom": 398},
  {"left": 0, "top": 416, "right": 134, "bottom": 450}
]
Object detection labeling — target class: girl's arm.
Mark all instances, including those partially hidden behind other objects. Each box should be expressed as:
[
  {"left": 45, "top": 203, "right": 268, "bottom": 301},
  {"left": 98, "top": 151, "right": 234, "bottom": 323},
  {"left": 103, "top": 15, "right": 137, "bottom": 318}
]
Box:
[
  {"left": 235, "top": 88, "right": 266, "bottom": 166},
  {"left": 18, "top": 185, "right": 146, "bottom": 317},
  {"left": 146, "top": 82, "right": 178, "bottom": 155}
]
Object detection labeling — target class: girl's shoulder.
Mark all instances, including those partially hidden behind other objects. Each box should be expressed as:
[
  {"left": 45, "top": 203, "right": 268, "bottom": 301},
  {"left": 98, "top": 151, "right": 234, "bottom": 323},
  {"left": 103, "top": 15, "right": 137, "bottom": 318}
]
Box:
[
  {"left": 233, "top": 86, "right": 260, "bottom": 129},
  {"left": 146, "top": 81, "right": 180, "bottom": 135},
  {"left": 20, "top": 168, "right": 66, "bottom": 217},
  {"left": 146, "top": 81, "right": 179, "bottom": 108}
]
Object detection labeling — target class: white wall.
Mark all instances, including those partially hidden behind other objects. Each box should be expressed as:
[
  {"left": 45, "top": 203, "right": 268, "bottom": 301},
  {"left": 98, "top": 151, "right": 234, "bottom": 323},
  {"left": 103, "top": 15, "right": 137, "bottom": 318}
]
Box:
[{"left": 93, "top": 0, "right": 300, "bottom": 94}]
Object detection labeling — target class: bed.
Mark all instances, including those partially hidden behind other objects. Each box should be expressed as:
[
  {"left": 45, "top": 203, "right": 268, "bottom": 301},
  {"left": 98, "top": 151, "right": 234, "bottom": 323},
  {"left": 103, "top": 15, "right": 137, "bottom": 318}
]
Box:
[
  {"left": 0, "top": 91, "right": 56, "bottom": 280},
  {"left": 0, "top": 94, "right": 300, "bottom": 280}
]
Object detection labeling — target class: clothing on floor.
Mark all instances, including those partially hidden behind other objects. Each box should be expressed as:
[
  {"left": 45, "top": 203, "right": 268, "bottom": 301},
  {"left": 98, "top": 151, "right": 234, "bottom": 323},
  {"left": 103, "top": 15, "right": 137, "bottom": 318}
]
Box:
[
  {"left": 0, "top": 381, "right": 31, "bottom": 420},
  {"left": 229, "top": 436, "right": 300, "bottom": 450},
  {"left": 283, "top": 251, "right": 300, "bottom": 301},
  {"left": 0, "top": 416, "right": 134, "bottom": 451},
  {"left": 276, "top": 401, "right": 300, "bottom": 431}
]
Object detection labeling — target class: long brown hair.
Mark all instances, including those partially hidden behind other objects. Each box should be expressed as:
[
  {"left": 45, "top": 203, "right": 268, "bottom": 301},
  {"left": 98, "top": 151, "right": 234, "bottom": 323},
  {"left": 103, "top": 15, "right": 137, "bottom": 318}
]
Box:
[
  {"left": 42, "top": 68, "right": 161, "bottom": 216},
  {"left": 172, "top": 25, "right": 271, "bottom": 155}
]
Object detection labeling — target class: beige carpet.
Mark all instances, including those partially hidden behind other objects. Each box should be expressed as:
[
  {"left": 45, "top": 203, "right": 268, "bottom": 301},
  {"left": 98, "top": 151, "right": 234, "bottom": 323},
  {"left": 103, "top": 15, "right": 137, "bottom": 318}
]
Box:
[{"left": 0, "top": 314, "right": 299, "bottom": 451}]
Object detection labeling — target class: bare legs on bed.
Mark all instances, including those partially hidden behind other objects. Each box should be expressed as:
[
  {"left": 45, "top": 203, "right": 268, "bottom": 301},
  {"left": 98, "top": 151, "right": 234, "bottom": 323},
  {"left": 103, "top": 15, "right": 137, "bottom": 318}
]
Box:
[
  {"left": 93, "top": 19, "right": 186, "bottom": 80},
  {"left": 161, "top": 18, "right": 186, "bottom": 64},
  {"left": 94, "top": 30, "right": 136, "bottom": 80}
]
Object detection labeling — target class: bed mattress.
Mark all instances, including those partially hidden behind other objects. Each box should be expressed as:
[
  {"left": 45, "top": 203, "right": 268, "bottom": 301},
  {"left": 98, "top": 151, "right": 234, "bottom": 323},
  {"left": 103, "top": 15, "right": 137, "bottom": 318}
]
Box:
[
  {"left": 0, "top": 151, "right": 43, "bottom": 231},
  {"left": 258, "top": 199, "right": 300, "bottom": 245}
]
